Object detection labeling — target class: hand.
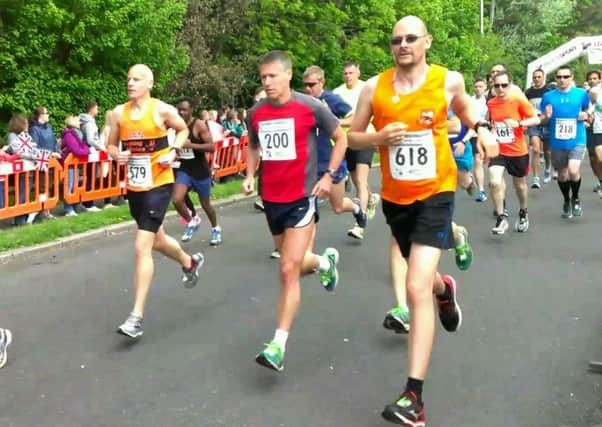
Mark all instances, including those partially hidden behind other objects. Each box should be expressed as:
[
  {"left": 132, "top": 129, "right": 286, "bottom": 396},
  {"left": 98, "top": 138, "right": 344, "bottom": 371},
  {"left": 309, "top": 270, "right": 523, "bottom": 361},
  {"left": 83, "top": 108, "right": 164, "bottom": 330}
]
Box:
[
  {"left": 454, "top": 142, "right": 466, "bottom": 157},
  {"left": 242, "top": 176, "right": 254, "bottom": 195},
  {"left": 115, "top": 150, "right": 131, "bottom": 165},
  {"left": 378, "top": 122, "right": 408, "bottom": 146},
  {"left": 311, "top": 175, "right": 331, "bottom": 199},
  {"left": 504, "top": 118, "right": 520, "bottom": 128},
  {"left": 477, "top": 128, "right": 499, "bottom": 161},
  {"left": 578, "top": 111, "right": 589, "bottom": 121},
  {"left": 158, "top": 150, "right": 177, "bottom": 168},
  {"left": 51, "top": 152, "right": 61, "bottom": 158}
]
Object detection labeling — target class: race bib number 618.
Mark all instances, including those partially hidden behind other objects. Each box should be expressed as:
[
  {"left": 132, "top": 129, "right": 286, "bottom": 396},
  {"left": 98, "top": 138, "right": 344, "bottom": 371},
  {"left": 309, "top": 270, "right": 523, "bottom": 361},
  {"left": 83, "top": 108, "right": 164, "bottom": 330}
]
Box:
[{"left": 388, "top": 130, "right": 436, "bottom": 181}]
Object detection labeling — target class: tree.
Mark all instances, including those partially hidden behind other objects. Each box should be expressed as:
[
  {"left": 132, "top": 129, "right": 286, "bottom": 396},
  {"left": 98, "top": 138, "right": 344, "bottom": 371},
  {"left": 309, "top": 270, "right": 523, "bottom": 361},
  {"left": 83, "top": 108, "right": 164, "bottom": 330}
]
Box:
[{"left": 0, "top": 0, "right": 187, "bottom": 132}]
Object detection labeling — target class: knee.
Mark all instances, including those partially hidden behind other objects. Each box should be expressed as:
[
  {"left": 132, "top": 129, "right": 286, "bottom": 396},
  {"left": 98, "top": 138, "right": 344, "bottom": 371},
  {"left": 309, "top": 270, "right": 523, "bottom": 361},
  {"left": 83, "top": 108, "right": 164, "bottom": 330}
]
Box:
[
  {"left": 134, "top": 240, "right": 153, "bottom": 258},
  {"left": 331, "top": 202, "right": 345, "bottom": 214},
  {"left": 279, "top": 260, "right": 300, "bottom": 284},
  {"left": 489, "top": 180, "right": 501, "bottom": 191},
  {"left": 406, "top": 281, "right": 432, "bottom": 306}
]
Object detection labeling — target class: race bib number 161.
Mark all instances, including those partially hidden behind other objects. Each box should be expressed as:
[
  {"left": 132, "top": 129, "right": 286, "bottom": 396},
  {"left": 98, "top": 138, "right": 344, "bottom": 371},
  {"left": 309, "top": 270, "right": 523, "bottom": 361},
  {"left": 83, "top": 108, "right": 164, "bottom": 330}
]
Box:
[{"left": 258, "top": 119, "right": 296, "bottom": 161}]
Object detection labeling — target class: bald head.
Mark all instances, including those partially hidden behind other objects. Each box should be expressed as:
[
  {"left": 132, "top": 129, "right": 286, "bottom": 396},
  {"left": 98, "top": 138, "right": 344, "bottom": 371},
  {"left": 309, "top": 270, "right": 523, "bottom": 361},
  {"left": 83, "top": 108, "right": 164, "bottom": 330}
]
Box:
[
  {"left": 127, "top": 64, "right": 154, "bottom": 100},
  {"left": 393, "top": 15, "right": 428, "bottom": 36}
]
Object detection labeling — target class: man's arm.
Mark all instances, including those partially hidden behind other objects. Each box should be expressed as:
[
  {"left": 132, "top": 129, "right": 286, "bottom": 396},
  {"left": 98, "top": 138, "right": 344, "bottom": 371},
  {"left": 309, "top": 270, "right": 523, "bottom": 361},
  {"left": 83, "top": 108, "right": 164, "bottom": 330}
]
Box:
[
  {"left": 106, "top": 105, "right": 123, "bottom": 161},
  {"left": 160, "top": 102, "right": 189, "bottom": 149},
  {"left": 182, "top": 120, "right": 215, "bottom": 152}
]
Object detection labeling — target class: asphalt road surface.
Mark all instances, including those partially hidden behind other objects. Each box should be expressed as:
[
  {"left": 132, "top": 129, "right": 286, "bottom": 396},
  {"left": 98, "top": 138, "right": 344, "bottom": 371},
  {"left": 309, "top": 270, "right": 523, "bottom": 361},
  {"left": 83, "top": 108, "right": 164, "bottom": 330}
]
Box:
[{"left": 1, "top": 171, "right": 601, "bottom": 427}]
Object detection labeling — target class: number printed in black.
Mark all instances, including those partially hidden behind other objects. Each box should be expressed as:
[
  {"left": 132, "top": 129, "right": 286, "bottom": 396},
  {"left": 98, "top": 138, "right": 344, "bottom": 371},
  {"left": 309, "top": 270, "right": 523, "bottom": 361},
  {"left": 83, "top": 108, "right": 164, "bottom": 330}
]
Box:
[
  {"left": 265, "top": 132, "right": 289, "bottom": 149},
  {"left": 395, "top": 146, "right": 428, "bottom": 166},
  {"left": 131, "top": 166, "right": 146, "bottom": 179}
]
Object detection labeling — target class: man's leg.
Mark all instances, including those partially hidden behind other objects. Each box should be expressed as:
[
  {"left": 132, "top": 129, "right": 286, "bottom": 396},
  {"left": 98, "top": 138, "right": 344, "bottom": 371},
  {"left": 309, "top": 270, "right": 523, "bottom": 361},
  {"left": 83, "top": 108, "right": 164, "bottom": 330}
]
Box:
[
  {"left": 489, "top": 164, "right": 509, "bottom": 234},
  {"left": 473, "top": 151, "right": 487, "bottom": 201},
  {"left": 383, "top": 238, "right": 410, "bottom": 334},
  {"left": 200, "top": 196, "right": 218, "bottom": 227},
  {"left": 353, "top": 162, "right": 371, "bottom": 212},
  {"left": 173, "top": 182, "right": 200, "bottom": 242},
  {"left": 530, "top": 135, "right": 542, "bottom": 188},
  {"left": 592, "top": 145, "right": 602, "bottom": 195},
  {"left": 513, "top": 173, "right": 530, "bottom": 232},
  {"left": 568, "top": 155, "right": 584, "bottom": 217},
  {"left": 328, "top": 180, "right": 356, "bottom": 215}
]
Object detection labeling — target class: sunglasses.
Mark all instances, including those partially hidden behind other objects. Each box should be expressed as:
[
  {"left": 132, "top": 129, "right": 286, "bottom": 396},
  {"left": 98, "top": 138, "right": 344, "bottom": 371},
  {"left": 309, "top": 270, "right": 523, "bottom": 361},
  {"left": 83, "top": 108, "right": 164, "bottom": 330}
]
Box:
[
  {"left": 390, "top": 34, "right": 426, "bottom": 46},
  {"left": 493, "top": 83, "right": 509, "bottom": 88},
  {"left": 303, "top": 82, "right": 319, "bottom": 88},
  {"left": 556, "top": 74, "right": 571, "bottom": 79}
]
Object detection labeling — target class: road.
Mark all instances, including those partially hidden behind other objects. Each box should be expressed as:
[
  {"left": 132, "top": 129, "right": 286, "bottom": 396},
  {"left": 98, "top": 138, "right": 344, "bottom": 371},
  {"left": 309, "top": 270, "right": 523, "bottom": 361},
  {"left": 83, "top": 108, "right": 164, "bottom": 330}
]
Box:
[{"left": 1, "top": 171, "right": 601, "bottom": 427}]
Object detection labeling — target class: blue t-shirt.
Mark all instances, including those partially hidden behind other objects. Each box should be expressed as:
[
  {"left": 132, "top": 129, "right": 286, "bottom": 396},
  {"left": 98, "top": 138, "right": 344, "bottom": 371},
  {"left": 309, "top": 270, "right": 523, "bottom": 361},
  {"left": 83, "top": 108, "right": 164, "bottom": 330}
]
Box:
[
  {"left": 316, "top": 91, "right": 351, "bottom": 173},
  {"left": 541, "top": 87, "right": 589, "bottom": 150}
]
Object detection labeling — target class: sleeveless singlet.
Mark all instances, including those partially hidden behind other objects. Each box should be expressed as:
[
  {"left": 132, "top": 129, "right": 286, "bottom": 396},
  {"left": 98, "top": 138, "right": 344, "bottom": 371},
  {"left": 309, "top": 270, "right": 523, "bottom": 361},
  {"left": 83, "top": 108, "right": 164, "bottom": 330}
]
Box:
[{"left": 178, "top": 118, "right": 211, "bottom": 180}]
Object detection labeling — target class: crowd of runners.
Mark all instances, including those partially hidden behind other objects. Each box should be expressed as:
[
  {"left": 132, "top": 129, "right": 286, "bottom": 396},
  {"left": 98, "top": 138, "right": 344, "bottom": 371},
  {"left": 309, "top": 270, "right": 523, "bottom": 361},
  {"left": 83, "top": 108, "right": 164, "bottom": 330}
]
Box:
[{"left": 2, "top": 13, "right": 601, "bottom": 427}]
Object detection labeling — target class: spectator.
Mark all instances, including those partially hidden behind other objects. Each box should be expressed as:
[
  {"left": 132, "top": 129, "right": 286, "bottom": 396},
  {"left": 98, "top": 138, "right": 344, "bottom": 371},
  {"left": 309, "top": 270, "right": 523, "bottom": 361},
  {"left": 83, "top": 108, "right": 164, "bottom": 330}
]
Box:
[
  {"left": 99, "top": 109, "right": 124, "bottom": 206},
  {"left": 79, "top": 101, "right": 104, "bottom": 211},
  {"left": 0, "top": 147, "right": 20, "bottom": 210},
  {"left": 199, "top": 110, "right": 210, "bottom": 121},
  {"left": 208, "top": 110, "right": 219, "bottom": 122},
  {"left": 207, "top": 110, "right": 225, "bottom": 142},
  {"left": 30, "top": 106, "right": 58, "bottom": 218},
  {"left": 61, "top": 115, "right": 90, "bottom": 216},
  {"left": 7, "top": 114, "right": 38, "bottom": 225},
  {"left": 222, "top": 109, "right": 245, "bottom": 138}
]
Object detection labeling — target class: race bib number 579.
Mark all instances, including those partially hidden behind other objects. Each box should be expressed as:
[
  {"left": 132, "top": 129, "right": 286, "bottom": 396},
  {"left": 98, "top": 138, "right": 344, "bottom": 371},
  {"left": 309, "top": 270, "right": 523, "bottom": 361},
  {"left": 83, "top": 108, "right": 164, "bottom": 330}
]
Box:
[
  {"left": 258, "top": 119, "right": 296, "bottom": 161},
  {"left": 127, "top": 155, "right": 153, "bottom": 188},
  {"left": 388, "top": 130, "right": 436, "bottom": 181}
]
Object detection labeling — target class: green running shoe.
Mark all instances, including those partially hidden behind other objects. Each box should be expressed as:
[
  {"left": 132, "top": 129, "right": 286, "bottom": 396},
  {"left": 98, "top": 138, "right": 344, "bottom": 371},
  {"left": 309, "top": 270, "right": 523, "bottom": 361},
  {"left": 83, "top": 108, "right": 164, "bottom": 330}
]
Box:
[
  {"left": 383, "top": 306, "right": 410, "bottom": 334},
  {"left": 255, "top": 341, "right": 284, "bottom": 372},
  {"left": 367, "top": 193, "right": 381, "bottom": 220},
  {"left": 454, "top": 227, "right": 473, "bottom": 271},
  {"left": 320, "top": 247, "right": 340, "bottom": 292}
]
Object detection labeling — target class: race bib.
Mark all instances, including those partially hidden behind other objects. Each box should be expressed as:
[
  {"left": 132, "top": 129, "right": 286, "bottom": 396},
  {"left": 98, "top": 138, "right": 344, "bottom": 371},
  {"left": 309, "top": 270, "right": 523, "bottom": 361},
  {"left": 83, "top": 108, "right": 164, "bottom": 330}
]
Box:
[
  {"left": 127, "top": 155, "right": 153, "bottom": 188},
  {"left": 555, "top": 118, "right": 577, "bottom": 140},
  {"left": 388, "top": 130, "right": 436, "bottom": 181},
  {"left": 178, "top": 148, "right": 195, "bottom": 160},
  {"left": 494, "top": 122, "right": 515, "bottom": 144},
  {"left": 258, "top": 119, "right": 296, "bottom": 161}
]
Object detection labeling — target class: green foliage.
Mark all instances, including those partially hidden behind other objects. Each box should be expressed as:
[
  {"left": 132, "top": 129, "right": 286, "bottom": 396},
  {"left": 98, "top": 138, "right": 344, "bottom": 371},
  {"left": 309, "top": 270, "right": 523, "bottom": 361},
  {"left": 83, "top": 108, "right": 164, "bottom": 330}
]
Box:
[{"left": 0, "top": 0, "right": 188, "bottom": 133}]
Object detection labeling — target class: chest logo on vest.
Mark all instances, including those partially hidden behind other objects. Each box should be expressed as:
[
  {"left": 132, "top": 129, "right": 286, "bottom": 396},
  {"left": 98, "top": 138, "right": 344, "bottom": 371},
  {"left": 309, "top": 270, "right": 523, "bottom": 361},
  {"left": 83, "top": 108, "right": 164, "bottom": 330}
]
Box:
[
  {"left": 419, "top": 110, "right": 435, "bottom": 127},
  {"left": 127, "top": 130, "right": 145, "bottom": 139}
]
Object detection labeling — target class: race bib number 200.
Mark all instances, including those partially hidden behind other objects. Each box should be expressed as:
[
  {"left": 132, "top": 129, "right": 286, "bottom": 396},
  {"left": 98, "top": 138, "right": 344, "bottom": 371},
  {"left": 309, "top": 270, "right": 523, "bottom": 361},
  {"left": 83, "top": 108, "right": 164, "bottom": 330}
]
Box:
[
  {"left": 388, "top": 130, "right": 436, "bottom": 181},
  {"left": 258, "top": 119, "right": 296, "bottom": 161},
  {"left": 127, "top": 155, "right": 153, "bottom": 188}
]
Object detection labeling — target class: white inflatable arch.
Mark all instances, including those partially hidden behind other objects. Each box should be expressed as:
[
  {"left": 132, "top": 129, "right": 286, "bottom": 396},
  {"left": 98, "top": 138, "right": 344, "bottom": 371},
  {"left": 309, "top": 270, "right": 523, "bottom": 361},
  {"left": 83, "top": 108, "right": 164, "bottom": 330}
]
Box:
[{"left": 525, "top": 35, "right": 602, "bottom": 88}]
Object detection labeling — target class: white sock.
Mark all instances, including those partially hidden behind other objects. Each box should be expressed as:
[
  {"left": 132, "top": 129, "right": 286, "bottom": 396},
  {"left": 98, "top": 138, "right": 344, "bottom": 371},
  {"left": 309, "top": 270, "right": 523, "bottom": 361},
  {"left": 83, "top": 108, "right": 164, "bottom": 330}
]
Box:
[
  {"left": 352, "top": 203, "right": 360, "bottom": 214},
  {"left": 212, "top": 225, "right": 221, "bottom": 231},
  {"left": 273, "top": 329, "right": 289, "bottom": 352},
  {"left": 317, "top": 255, "right": 330, "bottom": 272}
]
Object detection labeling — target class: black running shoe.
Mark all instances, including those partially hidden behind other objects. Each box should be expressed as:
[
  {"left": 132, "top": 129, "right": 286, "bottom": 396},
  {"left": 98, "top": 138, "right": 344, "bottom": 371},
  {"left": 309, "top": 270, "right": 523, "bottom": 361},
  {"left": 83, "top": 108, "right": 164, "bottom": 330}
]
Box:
[
  {"left": 382, "top": 391, "right": 426, "bottom": 426},
  {"left": 437, "top": 275, "right": 462, "bottom": 332}
]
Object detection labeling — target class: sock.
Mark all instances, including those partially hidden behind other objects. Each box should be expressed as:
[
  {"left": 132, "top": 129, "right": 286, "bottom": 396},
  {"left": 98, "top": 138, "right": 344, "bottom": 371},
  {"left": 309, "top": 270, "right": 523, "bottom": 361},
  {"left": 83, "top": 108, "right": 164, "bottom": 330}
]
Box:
[
  {"left": 436, "top": 277, "right": 452, "bottom": 301},
  {"left": 317, "top": 255, "right": 330, "bottom": 272},
  {"left": 212, "top": 225, "right": 221, "bottom": 231},
  {"left": 558, "top": 180, "right": 571, "bottom": 202},
  {"left": 405, "top": 377, "right": 424, "bottom": 405},
  {"left": 352, "top": 203, "right": 360, "bottom": 214},
  {"left": 273, "top": 329, "right": 289, "bottom": 352},
  {"left": 570, "top": 178, "right": 581, "bottom": 200}
]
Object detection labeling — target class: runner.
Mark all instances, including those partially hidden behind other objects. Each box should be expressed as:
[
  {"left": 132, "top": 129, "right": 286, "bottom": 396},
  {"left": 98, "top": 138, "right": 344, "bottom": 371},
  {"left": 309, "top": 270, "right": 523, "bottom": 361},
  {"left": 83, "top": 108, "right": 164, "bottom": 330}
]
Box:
[
  {"left": 471, "top": 77, "right": 489, "bottom": 202},
  {"left": 303, "top": 65, "right": 367, "bottom": 236},
  {"left": 541, "top": 66, "right": 590, "bottom": 219},
  {"left": 173, "top": 99, "right": 222, "bottom": 245},
  {"left": 524, "top": 68, "right": 553, "bottom": 187},
  {"left": 487, "top": 70, "right": 540, "bottom": 235},
  {"left": 242, "top": 50, "right": 346, "bottom": 372},
  {"left": 0, "top": 328, "right": 12, "bottom": 369},
  {"left": 585, "top": 70, "right": 602, "bottom": 196},
  {"left": 333, "top": 62, "right": 379, "bottom": 240},
  {"left": 348, "top": 16, "right": 497, "bottom": 426},
  {"left": 106, "top": 64, "right": 204, "bottom": 339}
]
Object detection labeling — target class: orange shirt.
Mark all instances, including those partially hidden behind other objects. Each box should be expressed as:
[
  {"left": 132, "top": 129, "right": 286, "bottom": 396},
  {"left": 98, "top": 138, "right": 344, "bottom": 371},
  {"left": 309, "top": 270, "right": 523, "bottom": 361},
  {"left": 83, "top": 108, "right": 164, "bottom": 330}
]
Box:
[
  {"left": 119, "top": 98, "right": 173, "bottom": 192},
  {"left": 487, "top": 95, "right": 535, "bottom": 157},
  {"left": 371, "top": 65, "right": 456, "bottom": 205}
]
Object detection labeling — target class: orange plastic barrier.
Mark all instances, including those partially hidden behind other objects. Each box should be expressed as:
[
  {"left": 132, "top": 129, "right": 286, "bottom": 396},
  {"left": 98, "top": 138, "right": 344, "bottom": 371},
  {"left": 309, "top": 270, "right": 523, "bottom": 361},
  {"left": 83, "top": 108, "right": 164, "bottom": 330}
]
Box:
[
  {"left": 212, "top": 137, "right": 242, "bottom": 180},
  {"left": 62, "top": 151, "right": 126, "bottom": 205},
  {"left": 0, "top": 158, "right": 62, "bottom": 220}
]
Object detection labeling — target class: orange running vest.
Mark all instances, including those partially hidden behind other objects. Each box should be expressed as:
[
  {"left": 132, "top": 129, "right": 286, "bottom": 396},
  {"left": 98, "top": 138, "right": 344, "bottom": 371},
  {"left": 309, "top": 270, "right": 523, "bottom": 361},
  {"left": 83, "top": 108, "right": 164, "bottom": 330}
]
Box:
[
  {"left": 119, "top": 98, "right": 173, "bottom": 192},
  {"left": 371, "top": 65, "right": 457, "bottom": 205}
]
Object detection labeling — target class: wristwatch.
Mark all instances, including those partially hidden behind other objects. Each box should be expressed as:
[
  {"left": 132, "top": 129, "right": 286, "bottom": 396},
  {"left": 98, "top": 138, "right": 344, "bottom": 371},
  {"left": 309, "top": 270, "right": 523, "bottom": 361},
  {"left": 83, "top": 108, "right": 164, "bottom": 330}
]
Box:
[
  {"left": 473, "top": 121, "right": 490, "bottom": 132},
  {"left": 326, "top": 168, "right": 337, "bottom": 178}
]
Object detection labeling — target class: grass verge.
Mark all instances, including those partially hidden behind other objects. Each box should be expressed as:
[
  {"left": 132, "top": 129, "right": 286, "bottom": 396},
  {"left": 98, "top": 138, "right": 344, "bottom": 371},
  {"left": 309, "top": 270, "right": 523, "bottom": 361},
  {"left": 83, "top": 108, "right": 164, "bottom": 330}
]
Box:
[{"left": 0, "top": 177, "right": 247, "bottom": 253}]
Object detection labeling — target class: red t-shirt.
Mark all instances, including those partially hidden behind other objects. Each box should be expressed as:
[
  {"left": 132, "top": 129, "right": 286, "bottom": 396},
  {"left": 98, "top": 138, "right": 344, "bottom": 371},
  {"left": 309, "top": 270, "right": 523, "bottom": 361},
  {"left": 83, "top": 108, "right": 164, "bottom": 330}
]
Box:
[{"left": 487, "top": 95, "right": 535, "bottom": 157}]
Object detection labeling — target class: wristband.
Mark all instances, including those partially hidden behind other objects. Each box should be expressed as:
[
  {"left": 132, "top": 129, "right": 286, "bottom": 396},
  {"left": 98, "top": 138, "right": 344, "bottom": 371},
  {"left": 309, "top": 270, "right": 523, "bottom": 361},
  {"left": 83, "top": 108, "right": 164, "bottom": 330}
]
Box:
[{"left": 473, "top": 121, "right": 490, "bottom": 132}]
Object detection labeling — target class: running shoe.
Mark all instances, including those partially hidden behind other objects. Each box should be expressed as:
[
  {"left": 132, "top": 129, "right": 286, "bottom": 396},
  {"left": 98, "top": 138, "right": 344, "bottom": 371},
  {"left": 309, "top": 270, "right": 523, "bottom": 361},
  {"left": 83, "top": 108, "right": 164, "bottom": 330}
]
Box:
[
  {"left": 453, "top": 226, "right": 473, "bottom": 271},
  {"left": 571, "top": 198, "right": 582, "bottom": 217},
  {"left": 254, "top": 199, "right": 264, "bottom": 211},
  {"left": 593, "top": 182, "right": 600, "bottom": 193},
  {"left": 437, "top": 275, "right": 462, "bottom": 332},
  {"left": 597, "top": 187, "right": 602, "bottom": 199},
  {"left": 543, "top": 169, "right": 551, "bottom": 184},
  {"left": 515, "top": 209, "right": 529, "bottom": 232},
  {"left": 0, "top": 328, "right": 13, "bottom": 369},
  {"left": 367, "top": 193, "right": 381, "bottom": 220},
  {"left": 552, "top": 169, "right": 558, "bottom": 180},
  {"left": 210, "top": 227, "right": 223, "bottom": 246},
  {"left": 320, "top": 247, "right": 340, "bottom": 292},
  {"left": 561, "top": 201, "right": 572, "bottom": 219},
  {"left": 382, "top": 391, "right": 426, "bottom": 426},
  {"left": 475, "top": 191, "right": 487, "bottom": 202},
  {"left": 352, "top": 198, "right": 367, "bottom": 228},
  {"left": 491, "top": 215, "right": 509, "bottom": 235},
  {"left": 270, "top": 249, "right": 280, "bottom": 259},
  {"left": 531, "top": 177, "right": 541, "bottom": 189},
  {"left": 181, "top": 216, "right": 201, "bottom": 242},
  {"left": 347, "top": 224, "right": 364, "bottom": 240},
  {"left": 182, "top": 252, "right": 205, "bottom": 288},
  {"left": 255, "top": 341, "right": 284, "bottom": 372},
  {"left": 383, "top": 306, "right": 410, "bottom": 334},
  {"left": 117, "top": 313, "right": 143, "bottom": 339}
]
